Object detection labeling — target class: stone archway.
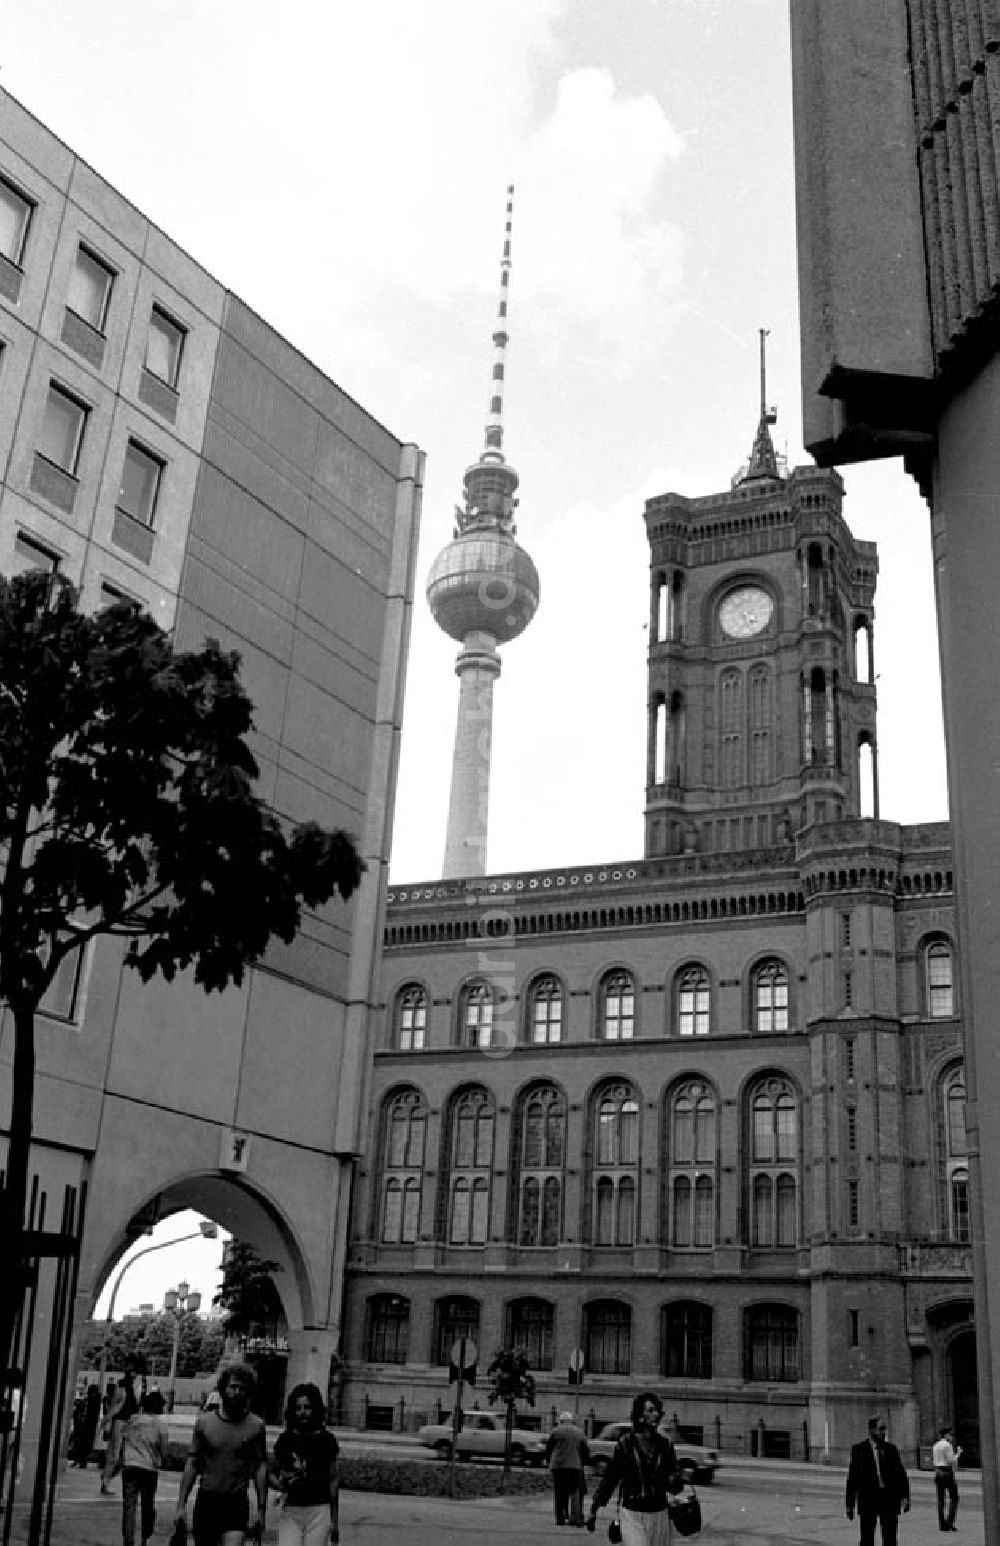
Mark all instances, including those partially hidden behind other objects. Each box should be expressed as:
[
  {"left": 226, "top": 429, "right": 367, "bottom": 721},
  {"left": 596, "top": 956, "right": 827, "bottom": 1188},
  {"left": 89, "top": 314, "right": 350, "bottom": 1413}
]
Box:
[
  {"left": 948, "top": 1328, "right": 979, "bottom": 1466},
  {"left": 80, "top": 1170, "right": 338, "bottom": 1420}
]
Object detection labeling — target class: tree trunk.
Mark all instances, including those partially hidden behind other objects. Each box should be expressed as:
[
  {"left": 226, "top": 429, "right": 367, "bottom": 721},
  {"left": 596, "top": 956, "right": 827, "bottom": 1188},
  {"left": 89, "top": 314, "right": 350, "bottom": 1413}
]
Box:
[{"left": 1, "top": 1001, "right": 37, "bottom": 1377}]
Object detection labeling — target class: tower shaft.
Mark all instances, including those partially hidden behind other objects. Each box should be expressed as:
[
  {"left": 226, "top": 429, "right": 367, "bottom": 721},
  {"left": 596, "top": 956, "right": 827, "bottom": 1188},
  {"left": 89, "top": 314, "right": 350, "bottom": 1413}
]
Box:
[{"left": 441, "top": 633, "right": 501, "bottom": 879}]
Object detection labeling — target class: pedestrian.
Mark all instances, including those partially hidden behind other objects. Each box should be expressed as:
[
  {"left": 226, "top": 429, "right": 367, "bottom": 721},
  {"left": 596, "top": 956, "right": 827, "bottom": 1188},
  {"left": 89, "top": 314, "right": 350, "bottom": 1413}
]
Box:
[
  {"left": 846, "top": 1416, "right": 911, "bottom": 1546},
  {"left": 101, "top": 1377, "right": 135, "bottom": 1494},
  {"left": 932, "top": 1425, "right": 961, "bottom": 1532},
  {"left": 120, "top": 1389, "right": 170, "bottom": 1546},
  {"left": 545, "top": 1410, "right": 589, "bottom": 1527},
  {"left": 271, "top": 1381, "right": 340, "bottom": 1546},
  {"left": 172, "top": 1363, "right": 268, "bottom": 1546},
  {"left": 69, "top": 1383, "right": 102, "bottom": 1467},
  {"left": 586, "top": 1390, "right": 682, "bottom": 1543}
]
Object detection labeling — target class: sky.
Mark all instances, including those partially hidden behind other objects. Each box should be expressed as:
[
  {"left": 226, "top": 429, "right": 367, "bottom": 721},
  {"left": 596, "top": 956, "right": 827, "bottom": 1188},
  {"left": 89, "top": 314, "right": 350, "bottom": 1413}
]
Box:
[{"left": 6, "top": 0, "right": 948, "bottom": 1308}]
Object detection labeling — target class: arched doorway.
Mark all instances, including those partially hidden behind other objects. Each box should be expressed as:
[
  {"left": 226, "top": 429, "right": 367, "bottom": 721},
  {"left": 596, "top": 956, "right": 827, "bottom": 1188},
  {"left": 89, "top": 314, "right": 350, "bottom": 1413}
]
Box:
[{"left": 949, "top": 1329, "right": 979, "bottom": 1465}]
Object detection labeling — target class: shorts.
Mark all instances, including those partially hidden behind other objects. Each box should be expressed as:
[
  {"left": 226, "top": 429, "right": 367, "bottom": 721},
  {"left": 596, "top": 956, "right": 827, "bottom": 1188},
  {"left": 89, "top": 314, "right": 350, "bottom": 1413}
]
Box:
[{"left": 192, "top": 1488, "right": 250, "bottom": 1544}]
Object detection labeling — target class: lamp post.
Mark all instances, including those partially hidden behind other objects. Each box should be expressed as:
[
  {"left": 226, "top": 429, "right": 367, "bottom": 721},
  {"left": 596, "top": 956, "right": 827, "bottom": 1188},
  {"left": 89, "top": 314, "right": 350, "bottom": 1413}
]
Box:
[
  {"left": 99, "top": 1219, "right": 218, "bottom": 1391},
  {"left": 163, "top": 1282, "right": 201, "bottom": 1413}
]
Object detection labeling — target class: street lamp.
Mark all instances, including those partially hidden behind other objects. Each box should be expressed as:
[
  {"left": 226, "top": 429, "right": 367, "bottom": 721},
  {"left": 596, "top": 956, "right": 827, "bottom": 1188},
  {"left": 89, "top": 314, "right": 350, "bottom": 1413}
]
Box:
[
  {"left": 99, "top": 1219, "right": 218, "bottom": 1391},
  {"left": 163, "top": 1282, "right": 202, "bottom": 1413}
]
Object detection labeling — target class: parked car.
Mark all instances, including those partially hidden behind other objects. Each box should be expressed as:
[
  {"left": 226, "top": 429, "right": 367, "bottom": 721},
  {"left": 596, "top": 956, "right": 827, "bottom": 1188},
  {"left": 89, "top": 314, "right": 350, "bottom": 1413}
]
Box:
[
  {"left": 417, "top": 1411, "right": 547, "bottom": 1466},
  {"left": 587, "top": 1421, "right": 720, "bottom": 1484}
]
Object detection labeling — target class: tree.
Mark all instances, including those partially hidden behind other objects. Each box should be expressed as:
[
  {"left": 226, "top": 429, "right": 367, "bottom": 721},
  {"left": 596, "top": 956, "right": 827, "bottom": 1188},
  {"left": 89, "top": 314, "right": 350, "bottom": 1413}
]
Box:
[
  {"left": 212, "top": 1243, "right": 284, "bottom": 1343},
  {"left": 0, "top": 570, "right": 364, "bottom": 1368},
  {"left": 485, "top": 1347, "right": 536, "bottom": 1484}
]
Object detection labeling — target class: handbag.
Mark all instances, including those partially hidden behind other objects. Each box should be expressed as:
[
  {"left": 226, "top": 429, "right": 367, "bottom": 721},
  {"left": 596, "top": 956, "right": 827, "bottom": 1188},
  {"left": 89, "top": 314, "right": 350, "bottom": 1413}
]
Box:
[
  {"left": 608, "top": 1486, "right": 622, "bottom": 1543},
  {"left": 667, "top": 1484, "right": 702, "bottom": 1537}
]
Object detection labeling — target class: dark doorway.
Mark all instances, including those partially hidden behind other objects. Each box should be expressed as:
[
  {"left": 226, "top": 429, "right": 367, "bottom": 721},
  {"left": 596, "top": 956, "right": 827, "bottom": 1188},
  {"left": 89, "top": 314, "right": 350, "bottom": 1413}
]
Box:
[{"left": 950, "top": 1329, "right": 979, "bottom": 1466}]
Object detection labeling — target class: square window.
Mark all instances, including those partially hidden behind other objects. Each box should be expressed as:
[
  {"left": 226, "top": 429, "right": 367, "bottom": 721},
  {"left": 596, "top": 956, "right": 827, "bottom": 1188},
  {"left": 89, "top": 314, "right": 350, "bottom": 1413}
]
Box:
[
  {"left": 38, "top": 383, "right": 88, "bottom": 474},
  {"left": 146, "top": 306, "right": 185, "bottom": 388},
  {"left": 67, "top": 245, "right": 114, "bottom": 332},
  {"left": 117, "top": 440, "right": 164, "bottom": 527},
  {"left": 0, "top": 175, "right": 33, "bottom": 266},
  {"left": 99, "top": 580, "right": 139, "bottom": 612}
]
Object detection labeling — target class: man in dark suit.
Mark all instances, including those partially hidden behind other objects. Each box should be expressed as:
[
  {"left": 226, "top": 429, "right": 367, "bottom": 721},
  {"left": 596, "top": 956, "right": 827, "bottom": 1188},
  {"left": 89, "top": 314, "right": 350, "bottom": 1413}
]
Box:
[{"left": 846, "top": 1416, "right": 911, "bottom": 1546}]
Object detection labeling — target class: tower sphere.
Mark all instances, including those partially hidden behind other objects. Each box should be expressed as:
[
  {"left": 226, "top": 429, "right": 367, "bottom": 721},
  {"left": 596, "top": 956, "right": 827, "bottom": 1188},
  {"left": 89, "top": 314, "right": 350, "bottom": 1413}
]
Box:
[{"left": 426, "top": 526, "right": 539, "bottom": 645}]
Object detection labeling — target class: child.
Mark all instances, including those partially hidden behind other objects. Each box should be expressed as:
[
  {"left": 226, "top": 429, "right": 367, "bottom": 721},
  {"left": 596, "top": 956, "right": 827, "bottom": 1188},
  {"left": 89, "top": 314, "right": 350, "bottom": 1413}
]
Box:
[
  {"left": 120, "top": 1389, "right": 170, "bottom": 1546},
  {"left": 271, "top": 1382, "right": 340, "bottom": 1545}
]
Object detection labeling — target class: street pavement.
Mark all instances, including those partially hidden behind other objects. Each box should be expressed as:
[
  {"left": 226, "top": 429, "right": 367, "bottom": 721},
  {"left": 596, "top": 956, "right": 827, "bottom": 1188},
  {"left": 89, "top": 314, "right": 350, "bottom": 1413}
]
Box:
[{"left": 5, "top": 1450, "right": 985, "bottom": 1546}]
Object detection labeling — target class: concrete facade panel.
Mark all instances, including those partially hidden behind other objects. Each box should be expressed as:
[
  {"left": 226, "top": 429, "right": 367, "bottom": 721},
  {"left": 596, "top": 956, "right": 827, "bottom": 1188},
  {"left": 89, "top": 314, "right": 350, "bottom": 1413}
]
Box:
[
  {"left": 312, "top": 418, "right": 398, "bottom": 540},
  {"left": 8, "top": 336, "right": 114, "bottom": 539},
  {"left": 211, "top": 331, "right": 319, "bottom": 475},
  {"left": 234, "top": 971, "right": 347, "bottom": 1148},
  {"left": 305, "top": 495, "right": 390, "bottom": 591},
  {"left": 119, "top": 265, "right": 221, "bottom": 453},
  {"left": 290, "top": 624, "right": 379, "bottom": 721},
  {"left": 259, "top": 925, "right": 351, "bottom": 1006},
  {"left": 280, "top": 674, "right": 375, "bottom": 805},
  {"left": 106, "top": 965, "right": 251, "bottom": 1122},
  {"left": 297, "top": 543, "right": 386, "bottom": 664},
  {"left": 66, "top": 157, "right": 147, "bottom": 259},
  {"left": 200, "top": 414, "right": 311, "bottom": 532},
  {"left": 187, "top": 460, "right": 306, "bottom": 599},
  {"left": 222, "top": 297, "right": 401, "bottom": 475},
  {"left": 143, "top": 224, "right": 226, "bottom": 324}
]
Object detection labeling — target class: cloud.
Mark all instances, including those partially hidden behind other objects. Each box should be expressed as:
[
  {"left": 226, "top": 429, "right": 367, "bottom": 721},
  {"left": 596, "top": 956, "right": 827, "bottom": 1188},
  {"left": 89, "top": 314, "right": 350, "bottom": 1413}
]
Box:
[{"left": 514, "top": 69, "right": 686, "bottom": 366}]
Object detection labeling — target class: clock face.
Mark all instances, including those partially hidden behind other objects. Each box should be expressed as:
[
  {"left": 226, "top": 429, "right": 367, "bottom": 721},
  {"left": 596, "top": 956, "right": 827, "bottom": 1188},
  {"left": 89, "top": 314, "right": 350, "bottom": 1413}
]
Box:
[{"left": 719, "top": 585, "right": 773, "bottom": 639}]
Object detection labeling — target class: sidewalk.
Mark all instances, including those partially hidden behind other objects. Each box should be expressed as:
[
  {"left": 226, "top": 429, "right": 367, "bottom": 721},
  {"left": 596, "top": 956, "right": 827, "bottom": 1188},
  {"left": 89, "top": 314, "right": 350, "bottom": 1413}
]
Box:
[{"left": 5, "top": 1460, "right": 986, "bottom": 1546}]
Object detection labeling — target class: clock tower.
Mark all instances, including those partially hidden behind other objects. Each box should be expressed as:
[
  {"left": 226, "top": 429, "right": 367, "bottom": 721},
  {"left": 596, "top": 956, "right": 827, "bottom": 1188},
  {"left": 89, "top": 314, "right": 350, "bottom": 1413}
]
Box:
[{"left": 643, "top": 335, "right": 879, "bottom": 858}]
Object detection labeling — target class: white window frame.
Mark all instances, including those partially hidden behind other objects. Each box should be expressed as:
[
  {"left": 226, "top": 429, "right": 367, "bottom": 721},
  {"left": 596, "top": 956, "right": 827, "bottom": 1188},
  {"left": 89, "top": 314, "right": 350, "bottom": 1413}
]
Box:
[
  {"left": 145, "top": 304, "right": 186, "bottom": 388},
  {"left": 67, "top": 243, "right": 115, "bottom": 333},
  {"left": 38, "top": 383, "right": 89, "bottom": 475},
  {"left": 0, "top": 174, "right": 33, "bottom": 266},
  {"left": 117, "top": 439, "right": 164, "bottom": 528}
]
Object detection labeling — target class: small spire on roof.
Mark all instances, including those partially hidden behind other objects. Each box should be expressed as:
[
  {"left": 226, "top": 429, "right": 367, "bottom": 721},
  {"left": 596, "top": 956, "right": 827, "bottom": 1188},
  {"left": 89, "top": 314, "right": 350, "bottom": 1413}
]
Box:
[{"left": 739, "top": 327, "right": 781, "bottom": 484}]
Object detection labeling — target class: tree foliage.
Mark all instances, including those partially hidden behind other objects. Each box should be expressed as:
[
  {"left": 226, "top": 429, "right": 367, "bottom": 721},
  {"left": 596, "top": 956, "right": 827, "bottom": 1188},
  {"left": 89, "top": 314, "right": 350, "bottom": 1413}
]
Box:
[
  {"left": 212, "top": 1242, "right": 284, "bottom": 1341},
  {"left": 77, "top": 1313, "right": 225, "bottom": 1379},
  {"left": 486, "top": 1347, "right": 536, "bottom": 1482},
  {"left": 0, "top": 570, "right": 365, "bottom": 1359}
]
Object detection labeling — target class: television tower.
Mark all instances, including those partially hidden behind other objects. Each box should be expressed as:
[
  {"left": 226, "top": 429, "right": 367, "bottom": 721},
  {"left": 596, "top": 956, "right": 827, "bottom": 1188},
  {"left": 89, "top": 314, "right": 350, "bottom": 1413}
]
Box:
[{"left": 426, "top": 185, "right": 540, "bottom": 878}]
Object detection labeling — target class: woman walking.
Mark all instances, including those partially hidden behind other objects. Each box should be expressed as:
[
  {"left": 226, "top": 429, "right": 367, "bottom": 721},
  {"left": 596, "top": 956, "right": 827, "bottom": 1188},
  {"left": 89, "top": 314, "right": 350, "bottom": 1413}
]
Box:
[
  {"left": 586, "top": 1392, "right": 681, "bottom": 1545},
  {"left": 120, "top": 1389, "right": 170, "bottom": 1546},
  {"left": 271, "top": 1382, "right": 340, "bottom": 1546}
]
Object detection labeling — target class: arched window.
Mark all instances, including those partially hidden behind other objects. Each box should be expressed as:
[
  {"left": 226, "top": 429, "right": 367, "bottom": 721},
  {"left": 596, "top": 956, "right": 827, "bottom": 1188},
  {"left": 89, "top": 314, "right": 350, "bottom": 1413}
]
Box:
[
  {"left": 677, "top": 966, "right": 710, "bottom": 1037},
  {"left": 720, "top": 668, "right": 743, "bottom": 788},
  {"left": 433, "top": 1296, "right": 480, "bottom": 1365},
  {"left": 753, "top": 959, "right": 789, "bottom": 1033},
  {"left": 516, "top": 1085, "right": 566, "bottom": 1246},
  {"left": 366, "top": 1294, "right": 409, "bottom": 1363},
  {"left": 507, "top": 1298, "right": 554, "bottom": 1370},
  {"left": 926, "top": 940, "right": 955, "bottom": 1018},
  {"left": 745, "top": 1303, "right": 799, "bottom": 1381},
  {"left": 600, "top": 970, "right": 635, "bottom": 1040},
  {"left": 748, "top": 665, "right": 772, "bottom": 786},
  {"left": 396, "top": 985, "right": 427, "bottom": 1050},
  {"left": 461, "top": 981, "right": 494, "bottom": 1049},
  {"left": 944, "top": 1068, "right": 970, "bottom": 1241},
  {"left": 593, "top": 1083, "right": 640, "bottom": 1246},
  {"left": 447, "top": 1089, "right": 494, "bottom": 1245},
  {"left": 667, "top": 1081, "right": 716, "bottom": 1249},
  {"left": 748, "top": 1077, "right": 798, "bottom": 1247},
  {"left": 661, "top": 1301, "right": 712, "bottom": 1379},
  {"left": 380, "top": 1090, "right": 426, "bottom": 1244},
  {"left": 529, "top": 976, "right": 563, "bottom": 1044},
  {"left": 585, "top": 1300, "right": 631, "bottom": 1375}
]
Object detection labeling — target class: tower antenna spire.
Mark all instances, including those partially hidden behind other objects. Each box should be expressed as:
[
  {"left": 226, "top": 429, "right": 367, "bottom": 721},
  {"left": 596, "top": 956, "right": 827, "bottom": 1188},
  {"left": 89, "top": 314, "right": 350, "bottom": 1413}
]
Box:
[
  {"left": 483, "top": 183, "right": 514, "bottom": 464},
  {"left": 426, "top": 182, "right": 539, "bottom": 879},
  {"left": 735, "top": 326, "right": 782, "bottom": 485}
]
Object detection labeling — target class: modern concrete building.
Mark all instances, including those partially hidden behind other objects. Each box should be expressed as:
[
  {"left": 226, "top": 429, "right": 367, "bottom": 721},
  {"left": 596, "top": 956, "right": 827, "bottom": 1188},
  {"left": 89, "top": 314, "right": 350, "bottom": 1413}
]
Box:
[
  {"left": 0, "top": 83, "right": 423, "bottom": 1453},
  {"left": 340, "top": 388, "right": 973, "bottom": 1467},
  {"left": 788, "top": 0, "right": 1000, "bottom": 1513}
]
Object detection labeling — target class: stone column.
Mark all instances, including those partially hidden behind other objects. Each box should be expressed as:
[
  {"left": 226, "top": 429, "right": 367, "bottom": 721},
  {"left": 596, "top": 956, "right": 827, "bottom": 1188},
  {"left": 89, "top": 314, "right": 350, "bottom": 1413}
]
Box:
[
  {"left": 931, "top": 357, "right": 1000, "bottom": 1526},
  {"left": 284, "top": 1326, "right": 339, "bottom": 1398}
]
